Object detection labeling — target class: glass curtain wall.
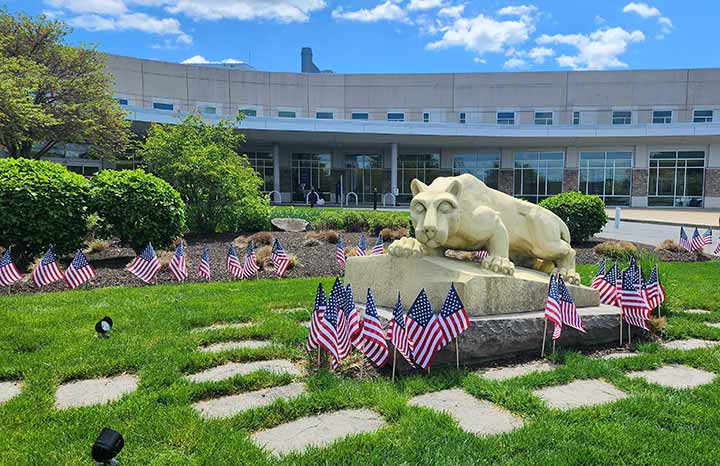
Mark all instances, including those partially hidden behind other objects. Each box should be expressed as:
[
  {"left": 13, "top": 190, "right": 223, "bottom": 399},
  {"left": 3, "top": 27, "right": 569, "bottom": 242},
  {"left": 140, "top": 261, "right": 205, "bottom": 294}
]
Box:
[
  {"left": 398, "top": 153, "right": 444, "bottom": 204},
  {"left": 344, "top": 154, "right": 384, "bottom": 204},
  {"left": 513, "top": 152, "right": 564, "bottom": 203},
  {"left": 452, "top": 153, "right": 500, "bottom": 189},
  {"left": 648, "top": 151, "right": 705, "bottom": 207},
  {"left": 579, "top": 151, "right": 632, "bottom": 206},
  {"left": 291, "top": 153, "right": 332, "bottom": 202},
  {"left": 245, "top": 152, "right": 273, "bottom": 193}
]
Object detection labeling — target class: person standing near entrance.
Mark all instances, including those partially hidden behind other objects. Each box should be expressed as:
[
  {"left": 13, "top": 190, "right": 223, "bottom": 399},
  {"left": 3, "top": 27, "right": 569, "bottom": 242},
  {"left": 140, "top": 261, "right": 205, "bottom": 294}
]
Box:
[
  {"left": 372, "top": 187, "right": 379, "bottom": 210},
  {"left": 336, "top": 181, "right": 342, "bottom": 205},
  {"left": 310, "top": 186, "right": 317, "bottom": 208}
]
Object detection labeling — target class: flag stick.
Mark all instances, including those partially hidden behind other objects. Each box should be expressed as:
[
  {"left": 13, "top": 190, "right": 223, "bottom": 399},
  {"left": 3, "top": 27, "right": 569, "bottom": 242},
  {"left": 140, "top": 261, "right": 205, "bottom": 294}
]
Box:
[
  {"left": 657, "top": 305, "right": 661, "bottom": 318},
  {"left": 619, "top": 313, "right": 623, "bottom": 346},
  {"left": 317, "top": 347, "right": 321, "bottom": 367},
  {"left": 628, "top": 323, "right": 632, "bottom": 345},
  {"left": 391, "top": 347, "right": 397, "bottom": 382},
  {"left": 552, "top": 340, "right": 556, "bottom": 354},
  {"left": 541, "top": 319, "right": 548, "bottom": 357},
  {"left": 455, "top": 338, "right": 460, "bottom": 370}
]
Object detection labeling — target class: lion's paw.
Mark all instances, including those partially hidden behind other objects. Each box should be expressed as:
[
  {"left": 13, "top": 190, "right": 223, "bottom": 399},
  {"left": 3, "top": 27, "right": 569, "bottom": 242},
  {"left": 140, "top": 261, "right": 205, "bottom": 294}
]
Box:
[
  {"left": 387, "top": 237, "right": 425, "bottom": 258},
  {"left": 481, "top": 256, "right": 515, "bottom": 276},
  {"left": 557, "top": 269, "right": 581, "bottom": 285}
]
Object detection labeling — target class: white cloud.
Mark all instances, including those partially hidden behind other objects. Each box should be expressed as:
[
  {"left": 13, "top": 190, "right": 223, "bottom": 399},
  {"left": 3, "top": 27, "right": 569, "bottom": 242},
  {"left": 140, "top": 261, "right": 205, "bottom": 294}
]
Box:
[
  {"left": 438, "top": 4, "right": 464, "bottom": 18},
  {"left": 503, "top": 57, "right": 526, "bottom": 69},
  {"left": 407, "top": 0, "right": 443, "bottom": 11},
  {"left": 473, "top": 57, "right": 486, "bottom": 64},
  {"left": 537, "top": 27, "right": 645, "bottom": 70},
  {"left": 162, "top": 0, "right": 326, "bottom": 23},
  {"left": 332, "top": 1, "right": 408, "bottom": 23},
  {"left": 622, "top": 2, "right": 660, "bottom": 18},
  {"left": 594, "top": 15, "right": 606, "bottom": 25},
  {"left": 497, "top": 4, "right": 538, "bottom": 17},
  {"left": 528, "top": 46, "right": 554, "bottom": 64},
  {"left": 68, "top": 11, "right": 191, "bottom": 44},
  {"left": 45, "top": 0, "right": 127, "bottom": 15},
  {"left": 181, "top": 55, "right": 209, "bottom": 64}
]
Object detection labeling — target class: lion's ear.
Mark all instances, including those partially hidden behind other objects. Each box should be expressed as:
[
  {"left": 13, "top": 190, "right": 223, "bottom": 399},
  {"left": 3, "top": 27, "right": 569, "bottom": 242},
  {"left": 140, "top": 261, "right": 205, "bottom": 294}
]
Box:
[
  {"left": 410, "top": 179, "right": 429, "bottom": 196},
  {"left": 446, "top": 179, "right": 462, "bottom": 198}
]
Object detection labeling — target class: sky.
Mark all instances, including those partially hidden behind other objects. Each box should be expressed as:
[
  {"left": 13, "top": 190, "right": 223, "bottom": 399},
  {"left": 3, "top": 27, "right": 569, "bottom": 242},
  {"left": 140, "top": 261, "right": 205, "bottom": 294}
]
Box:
[{"left": 6, "top": 0, "right": 718, "bottom": 74}]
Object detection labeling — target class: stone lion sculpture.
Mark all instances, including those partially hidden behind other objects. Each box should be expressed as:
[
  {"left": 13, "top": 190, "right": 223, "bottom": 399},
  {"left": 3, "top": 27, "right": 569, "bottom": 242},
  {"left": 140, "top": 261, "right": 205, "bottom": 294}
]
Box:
[{"left": 388, "top": 174, "right": 581, "bottom": 284}]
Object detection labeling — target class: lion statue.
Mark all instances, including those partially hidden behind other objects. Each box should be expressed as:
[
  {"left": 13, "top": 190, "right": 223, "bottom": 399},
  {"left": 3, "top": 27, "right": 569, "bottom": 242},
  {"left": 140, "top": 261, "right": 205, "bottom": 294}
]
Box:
[{"left": 388, "top": 174, "right": 581, "bottom": 285}]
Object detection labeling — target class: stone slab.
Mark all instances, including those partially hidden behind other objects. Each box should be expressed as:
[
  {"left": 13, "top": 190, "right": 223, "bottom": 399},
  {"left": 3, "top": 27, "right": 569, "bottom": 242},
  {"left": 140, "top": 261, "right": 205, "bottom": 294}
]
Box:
[
  {"left": 661, "top": 339, "right": 720, "bottom": 350},
  {"left": 186, "top": 359, "right": 303, "bottom": 383},
  {"left": 599, "top": 351, "right": 636, "bottom": 360},
  {"left": 251, "top": 409, "right": 386, "bottom": 456},
  {"left": 199, "top": 340, "right": 271, "bottom": 353},
  {"left": 271, "top": 218, "right": 308, "bottom": 232},
  {"left": 271, "top": 307, "right": 306, "bottom": 314},
  {"left": 55, "top": 374, "right": 138, "bottom": 409},
  {"left": 0, "top": 381, "right": 21, "bottom": 405},
  {"left": 193, "top": 382, "right": 305, "bottom": 419},
  {"left": 408, "top": 388, "right": 523, "bottom": 436},
  {"left": 627, "top": 365, "right": 716, "bottom": 389},
  {"left": 345, "top": 254, "right": 599, "bottom": 316},
  {"left": 191, "top": 322, "right": 253, "bottom": 332},
  {"left": 705, "top": 323, "right": 720, "bottom": 329},
  {"left": 480, "top": 361, "right": 557, "bottom": 381},
  {"left": 681, "top": 309, "right": 712, "bottom": 314},
  {"left": 533, "top": 379, "right": 627, "bottom": 410}
]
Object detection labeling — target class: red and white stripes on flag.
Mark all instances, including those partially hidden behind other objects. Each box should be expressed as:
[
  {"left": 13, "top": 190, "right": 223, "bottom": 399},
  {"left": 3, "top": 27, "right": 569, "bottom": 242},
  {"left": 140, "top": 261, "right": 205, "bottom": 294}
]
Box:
[
  {"left": 317, "top": 284, "right": 342, "bottom": 369},
  {"left": 356, "top": 234, "right": 367, "bottom": 257},
  {"left": 64, "top": 250, "right": 96, "bottom": 289},
  {"left": 197, "top": 246, "right": 211, "bottom": 280},
  {"left": 715, "top": 239, "right": 720, "bottom": 256},
  {"left": 591, "top": 259, "right": 606, "bottom": 290},
  {"left": 691, "top": 228, "right": 713, "bottom": 252},
  {"left": 330, "top": 277, "right": 351, "bottom": 360},
  {"left": 644, "top": 264, "right": 666, "bottom": 310},
  {"left": 406, "top": 289, "right": 444, "bottom": 370},
  {"left": 226, "top": 243, "right": 243, "bottom": 278},
  {"left": 344, "top": 284, "right": 364, "bottom": 351},
  {"left": 544, "top": 274, "right": 563, "bottom": 340},
  {"left": 0, "top": 248, "right": 22, "bottom": 286},
  {"left": 621, "top": 266, "right": 650, "bottom": 330},
  {"left": 306, "top": 283, "right": 327, "bottom": 353},
  {"left": 387, "top": 292, "right": 414, "bottom": 367},
  {"left": 437, "top": 283, "right": 470, "bottom": 347},
  {"left": 168, "top": 243, "right": 188, "bottom": 282},
  {"left": 127, "top": 243, "right": 161, "bottom": 284},
  {"left": 32, "top": 246, "right": 64, "bottom": 287},
  {"left": 371, "top": 235, "right": 384, "bottom": 255},
  {"left": 596, "top": 263, "right": 620, "bottom": 306},
  {"left": 359, "top": 288, "right": 389, "bottom": 367},
  {"left": 271, "top": 239, "right": 291, "bottom": 277},
  {"left": 240, "top": 241, "right": 259, "bottom": 279},
  {"left": 679, "top": 227, "right": 692, "bottom": 251},
  {"left": 558, "top": 275, "right": 585, "bottom": 335},
  {"left": 472, "top": 250, "right": 488, "bottom": 261},
  {"left": 336, "top": 236, "right": 346, "bottom": 268}
]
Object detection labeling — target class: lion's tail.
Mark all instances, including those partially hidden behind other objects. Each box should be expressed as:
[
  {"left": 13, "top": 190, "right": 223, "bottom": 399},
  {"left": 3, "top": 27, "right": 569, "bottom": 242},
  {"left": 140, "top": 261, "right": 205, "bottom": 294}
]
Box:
[{"left": 559, "top": 219, "right": 572, "bottom": 244}]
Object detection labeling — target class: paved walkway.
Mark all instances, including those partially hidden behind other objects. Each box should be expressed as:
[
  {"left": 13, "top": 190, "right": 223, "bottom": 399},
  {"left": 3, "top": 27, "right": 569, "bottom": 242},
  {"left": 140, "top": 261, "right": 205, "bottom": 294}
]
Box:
[
  {"left": 598, "top": 221, "right": 718, "bottom": 252},
  {"left": 606, "top": 208, "right": 720, "bottom": 228}
]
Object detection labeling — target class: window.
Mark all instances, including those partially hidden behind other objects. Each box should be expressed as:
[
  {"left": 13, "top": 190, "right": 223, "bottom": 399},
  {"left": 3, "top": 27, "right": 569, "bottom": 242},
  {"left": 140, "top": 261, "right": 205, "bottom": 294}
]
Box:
[
  {"left": 291, "top": 153, "right": 332, "bottom": 202},
  {"left": 245, "top": 152, "right": 273, "bottom": 192},
  {"left": 197, "top": 105, "right": 216, "bottom": 115},
  {"left": 117, "top": 98, "right": 128, "bottom": 106},
  {"left": 535, "top": 112, "right": 553, "bottom": 125},
  {"left": 278, "top": 111, "right": 296, "bottom": 118},
  {"left": 648, "top": 151, "right": 705, "bottom": 207},
  {"left": 153, "top": 102, "right": 174, "bottom": 111},
  {"left": 423, "top": 112, "right": 430, "bottom": 123},
  {"left": 387, "top": 112, "right": 405, "bottom": 122},
  {"left": 693, "top": 110, "right": 713, "bottom": 123},
  {"left": 240, "top": 109, "right": 257, "bottom": 117},
  {"left": 579, "top": 151, "right": 632, "bottom": 206},
  {"left": 352, "top": 112, "right": 369, "bottom": 120},
  {"left": 573, "top": 111, "right": 580, "bottom": 125},
  {"left": 453, "top": 153, "right": 500, "bottom": 189},
  {"left": 497, "top": 112, "right": 514, "bottom": 125},
  {"left": 345, "top": 154, "right": 384, "bottom": 204},
  {"left": 316, "top": 112, "right": 333, "bottom": 119},
  {"left": 459, "top": 112, "right": 466, "bottom": 124},
  {"left": 513, "top": 152, "right": 564, "bottom": 203},
  {"left": 652, "top": 110, "right": 672, "bottom": 124},
  {"left": 398, "top": 153, "right": 443, "bottom": 203},
  {"left": 612, "top": 111, "right": 632, "bottom": 125}
]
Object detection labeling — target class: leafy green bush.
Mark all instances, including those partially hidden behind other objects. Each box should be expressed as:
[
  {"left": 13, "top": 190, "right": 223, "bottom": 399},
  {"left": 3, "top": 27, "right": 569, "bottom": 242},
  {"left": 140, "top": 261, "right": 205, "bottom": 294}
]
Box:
[
  {"left": 540, "top": 191, "right": 608, "bottom": 243},
  {"left": 268, "top": 206, "right": 412, "bottom": 233},
  {"left": 89, "top": 169, "right": 186, "bottom": 252},
  {"left": 0, "top": 158, "right": 89, "bottom": 265},
  {"left": 593, "top": 240, "right": 638, "bottom": 260}
]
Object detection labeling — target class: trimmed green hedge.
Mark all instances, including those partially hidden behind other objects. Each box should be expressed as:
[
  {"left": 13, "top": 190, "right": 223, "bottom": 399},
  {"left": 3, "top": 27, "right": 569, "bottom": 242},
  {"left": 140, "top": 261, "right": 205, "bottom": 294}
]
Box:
[
  {"left": 270, "top": 207, "right": 411, "bottom": 233},
  {"left": 540, "top": 191, "right": 608, "bottom": 243}
]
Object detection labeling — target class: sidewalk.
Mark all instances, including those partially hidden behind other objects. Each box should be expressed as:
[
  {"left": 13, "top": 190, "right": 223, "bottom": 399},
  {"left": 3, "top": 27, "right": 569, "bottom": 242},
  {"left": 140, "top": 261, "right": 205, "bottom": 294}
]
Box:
[
  {"left": 606, "top": 208, "right": 720, "bottom": 229},
  {"left": 598, "top": 220, "right": 718, "bottom": 253}
]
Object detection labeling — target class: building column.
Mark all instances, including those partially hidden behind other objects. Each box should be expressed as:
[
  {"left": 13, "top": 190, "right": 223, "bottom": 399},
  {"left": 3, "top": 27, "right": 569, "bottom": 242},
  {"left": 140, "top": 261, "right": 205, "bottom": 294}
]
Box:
[
  {"left": 498, "top": 147, "right": 514, "bottom": 196},
  {"left": 272, "top": 143, "right": 281, "bottom": 203},
  {"left": 390, "top": 143, "right": 398, "bottom": 195},
  {"left": 705, "top": 143, "right": 720, "bottom": 209},
  {"left": 631, "top": 144, "right": 649, "bottom": 207},
  {"left": 563, "top": 147, "right": 579, "bottom": 192}
]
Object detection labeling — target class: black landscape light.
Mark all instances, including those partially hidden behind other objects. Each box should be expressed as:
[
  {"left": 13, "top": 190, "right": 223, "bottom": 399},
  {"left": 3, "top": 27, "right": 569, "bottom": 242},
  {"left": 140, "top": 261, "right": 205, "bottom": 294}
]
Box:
[
  {"left": 91, "top": 427, "right": 124, "bottom": 465},
  {"left": 95, "top": 316, "right": 113, "bottom": 337}
]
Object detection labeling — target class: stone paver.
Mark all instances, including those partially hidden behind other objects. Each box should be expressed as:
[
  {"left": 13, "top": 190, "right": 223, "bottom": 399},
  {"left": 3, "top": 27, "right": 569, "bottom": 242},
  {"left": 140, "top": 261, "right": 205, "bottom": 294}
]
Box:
[
  {"left": 661, "top": 339, "right": 719, "bottom": 350},
  {"left": 681, "top": 309, "right": 712, "bottom": 315},
  {"left": 599, "top": 351, "right": 636, "bottom": 360},
  {"left": 193, "top": 382, "right": 305, "bottom": 419},
  {"left": 251, "top": 409, "right": 386, "bottom": 456},
  {"left": 480, "top": 360, "right": 557, "bottom": 381},
  {"left": 533, "top": 379, "right": 627, "bottom": 410},
  {"left": 705, "top": 322, "right": 720, "bottom": 329},
  {"left": 186, "top": 359, "right": 303, "bottom": 383},
  {"left": 627, "top": 365, "right": 716, "bottom": 389},
  {"left": 408, "top": 388, "right": 523, "bottom": 436},
  {"left": 0, "top": 381, "right": 22, "bottom": 405},
  {"left": 55, "top": 374, "right": 139, "bottom": 409},
  {"left": 271, "top": 307, "right": 306, "bottom": 314},
  {"left": 198, "top": 340, "right": 271, "bottom": 353},
  {"left": 191, "top": 322, "right": 253, "bottom": 332}
]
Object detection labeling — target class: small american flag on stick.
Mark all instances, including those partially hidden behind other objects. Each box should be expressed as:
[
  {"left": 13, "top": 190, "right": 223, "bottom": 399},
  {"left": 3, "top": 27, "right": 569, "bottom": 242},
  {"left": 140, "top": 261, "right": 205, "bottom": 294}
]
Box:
[
  {"left": 621, "top": 266, "right": 650, "bottom": 330},
  {"left": 472, "top": 250, "right": 488, "bottom": 261},
  {"left": 387, "top": 292, "right": 414, "bottom": 367},
  {"left": 271, "top": 238, "right": 291, "bottom": 277},
  {"left": 344, "top": 284, "right": 363, "bottom": 350},
  {"left": 240, "top": 241, "right": 259, "bottom": 279},
  {"left": 596, "top": 263, "right": 620, "bottom": 306},
  {"left": 0, "top": 248, "right": 22, "bottom": 286},
  {"left": 406, "top": 289, "right": 444, "bottom": 370},
  {"left": 371, "top": 235, "right": 384, "bottom": 255},
  {"left": 356, "top": 234, "right": 367, "bottom": 257},
  {"left": 591, "top": 259, "right": 606, "bottom": 290},
  {"left": 127, "top": 243, "right": 161, "bottom": 284},
  {"left": 645, "top": 264, "right": 666, "bottom": 310},
  {"left": 197, "top": 246, "right": 211, "bottom": 280},
  {"left": 558, "top": 275, "right": 585, "bottom": 334},
  {"left": 438, "top": 283, "right": 470, "bottom": 346},
  {"left": 336, "top": 236, "right": 346, "bottom": 267},
  {"left": 715, "top": 239, "right": 720, "bottom": 256},
  {"left": 226, "top": 243, "right": 243, "bottom": 278},
  {"left": 544, "top": 274, "right": 563, "bottom": 340},
  {"left": 679, "top": 227, "right": 691, "bottom": 251},
  {"left": 691, "top": 227, "right": 712, "bottom": 251},
  {"left": 32, "top": 246, "right": 64, "bottom": 287},
  {"left": 359, "top": 289, "right": 389, "bottom": 367},
  {"left": 330, "top": 277, "right": 351, "bottom": 360},
  {"left": 168, "top": 243, "right": 188, "bottom": 282},
  {"left": 64, "top": 250, "right": 95, "bottom": 289},
  {"left": 317, "top": 284, "right": 342, "bottom": 369},
  {"left": 306, "top": 282, "right": 327, "bottom": 353}
]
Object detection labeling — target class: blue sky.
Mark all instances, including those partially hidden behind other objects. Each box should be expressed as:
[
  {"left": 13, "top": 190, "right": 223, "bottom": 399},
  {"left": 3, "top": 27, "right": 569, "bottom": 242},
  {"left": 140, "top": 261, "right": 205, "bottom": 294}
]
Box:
[{"left": 6, "top": 1, "right": 717, "bottom": 73}]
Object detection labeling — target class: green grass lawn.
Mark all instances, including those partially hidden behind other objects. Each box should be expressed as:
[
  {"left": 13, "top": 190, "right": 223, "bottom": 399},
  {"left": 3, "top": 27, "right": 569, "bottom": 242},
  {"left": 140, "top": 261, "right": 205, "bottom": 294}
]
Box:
[{"left": 1, "top": 262, "right": 720, "bottom": 465}]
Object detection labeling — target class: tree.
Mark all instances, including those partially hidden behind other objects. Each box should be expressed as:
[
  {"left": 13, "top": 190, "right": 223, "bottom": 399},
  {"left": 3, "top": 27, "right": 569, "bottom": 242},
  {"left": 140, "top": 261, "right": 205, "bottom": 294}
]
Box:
[
  {"left": 0, "top": 9, "right": 128, "bottom": 159},
  {"left": 140, "top": 114, "right": 270, "bottom": 233}
]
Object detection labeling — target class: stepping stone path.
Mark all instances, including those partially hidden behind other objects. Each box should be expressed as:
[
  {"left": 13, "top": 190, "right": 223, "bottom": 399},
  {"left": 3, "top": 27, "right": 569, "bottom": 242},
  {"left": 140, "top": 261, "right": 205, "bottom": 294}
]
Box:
[
  {"left": 55, "top": 374, "right": 139, "bottom": 409},
  {"left": 251, "top": 408, "right": 386, "bottom": 456},
  {"left": 705, "top": 323, "right": 720, "bottom": 329},
  {"left": 661, "top": 339, "right": 719, "bottom": 350},
  {"left": 627, "top": 365, "right": 716, "bottom": 389},
  {"left": 271, "top": 307, "right": 306, "bottom": 314},
  {"left": 191, "top": 322, "right": 253, "bottom": 332},
  {"left": 193, "top": 382, "right": 305, "bottom": 419},
  {"left": 533, "top": 379, "right": 627, "bottom": 410},
  {"left": 0, "top": 381, "right": 22, "bottom": 405},
  {"left": 480, "top": 360, "right": 556, "bottom": 381},
  {"left": 199, "top": 340, "right": 271, "bottom": 353},
  {"left": 408, "top": 388, "right": 523, "bottom": 436},
  {"left": 599, "top": 351, "right": 636, "bottom": 360},
  {"left": 186, "top": 359, "right": 303, "bottom": 384},
  {"left": 682, "top": 309, "right": 712, "bottom": 314}
]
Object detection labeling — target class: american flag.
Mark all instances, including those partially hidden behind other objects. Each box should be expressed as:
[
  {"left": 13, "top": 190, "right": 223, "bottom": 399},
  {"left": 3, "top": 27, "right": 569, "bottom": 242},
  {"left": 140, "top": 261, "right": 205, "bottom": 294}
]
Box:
[
  {"left": 226, "top": 243, "right": 243, "bottom": 278},
  {"left": 306, "top": 282, "right": 327, "bottom": 352},
  {"left": 330, "top": 277, "right": 351, "bottom": 360},
  {"left": 371, "top": 235, "right": 384, "bottom": 255},
  {"left": 336, "top": 236, "right": 346, "bottom": 267},
  {"left": 240, "top": 241, "right": 259, "bottom": 279},
  {"left": 621, "top": 267, "right": 650, "bottom": 330},
  {"left": 64, "top": 250, "right": 95, "bottom": 289},
  {"left": 691, "top": 227, "right": 713, "bottom": 251},
  {"left": 387, "top": 292, "right": 414, "bottom": 367},
  {"left": 168, "top": 243, "right": 187, "bottom": 282},
  {"left": 679, "top": 227, "right": 691, "bottom": 251},
  {"left": 32, "top": 246, "right": 64, "bottom": 287},
  {"left": 472, "top": 250, "right": 489, "bottom": 261},
  {"left": 344, "top": 284, "right": 363, "bottom": 350},
  {"left": 437, "top": 283, "right": 470, "bottom": 346},
  {"left": 317, "top": 282, "right": 342, "bottom": 369},
  {"left": 596, "top": 263, "right": 620, "bottom": 306},
  {"left": 356, "top": 234, "right": 367, "bottom": 256},
  {"left": 544, "top": 274, "right": 563, "bottom": 340},
  {"left": 715, "top": 239, "right": 720, "bottom": 256},
  {"left": 0, "top": 248, "right": 22, "bottom": 286},
  {"left": 645, "top": 264, "right": 666, "bottom": 310},
  {"left": 558, "top": 275, "right": 585, "bottom": 334},
  {"left": 591, "top": 259, "right": 606, "bottom": 290},
  {"left": 197, "top": 246, "right": 211, "bottom": 280},
  {"left": 127, "top": 243, "right": 161, "bottom": 284},
  {"left": 359, "top": 289, "right": 390, "bottom": 367},
  {"left": 271, "top": 239, "right": 291, "bottom": 277},
  {"left": 406, "top": 289, "right": 444, "bottom": 370}
]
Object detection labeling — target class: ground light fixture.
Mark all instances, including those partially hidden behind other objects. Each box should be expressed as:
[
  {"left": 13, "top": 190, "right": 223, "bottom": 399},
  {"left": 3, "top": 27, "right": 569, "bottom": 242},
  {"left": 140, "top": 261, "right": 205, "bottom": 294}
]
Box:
[
  {"left": 91, "top": 427, "right": 124, "bottom": 465},
  {"left": 95, "top": 316, "right": 113, "bottom": 337}
]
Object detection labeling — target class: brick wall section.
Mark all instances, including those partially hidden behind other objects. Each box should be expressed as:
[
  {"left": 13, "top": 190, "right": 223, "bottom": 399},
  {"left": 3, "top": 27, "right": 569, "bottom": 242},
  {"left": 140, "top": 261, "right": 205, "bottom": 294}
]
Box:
[
  {"left": 499, "top": 169, "right": 514, "bottom": 195},
  {"left": 704, "top": 168, "right": 720, "bottom": 197},
  {"left": 563, "top": 169, "right": 578, "bottom": 192},
  {"left": 632, "top": 169, "right": 648, "bottom": 197}
]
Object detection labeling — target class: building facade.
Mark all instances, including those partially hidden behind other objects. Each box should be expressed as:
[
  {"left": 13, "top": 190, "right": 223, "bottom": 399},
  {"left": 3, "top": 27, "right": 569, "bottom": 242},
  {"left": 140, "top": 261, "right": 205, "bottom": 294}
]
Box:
[{"left": 105, "top": 52, "right": 720, "bottom": 208}]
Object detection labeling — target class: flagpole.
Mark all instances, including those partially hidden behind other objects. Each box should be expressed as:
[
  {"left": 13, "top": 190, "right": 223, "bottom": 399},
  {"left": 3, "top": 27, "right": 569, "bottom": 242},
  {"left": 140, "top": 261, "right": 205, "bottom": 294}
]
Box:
[
  {"left": 628, "top": 323, "right": 632, "bottom": 345},
  {"left": 455, "top": 338, "right": 460, "bottom": 370},
  {"left": 391, "top": 347, "right": 397, "bottom": 382},
  {"left": 317, "top": 347, "right": 321, "bottom": 368},
  {"left": 619, "top": 313, "right": 623, "bottom": 346},
  {"left": 552, "top": 340, "right": 556, "bottom": 354},
  {"left": 541, "top": 319, "right": 548, "bottom": 357}
]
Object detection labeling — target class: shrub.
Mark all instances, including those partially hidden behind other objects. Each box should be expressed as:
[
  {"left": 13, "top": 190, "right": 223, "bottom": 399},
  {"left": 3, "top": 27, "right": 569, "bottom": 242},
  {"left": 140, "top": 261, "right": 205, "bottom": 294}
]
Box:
[
  {"left": 593, "top": 241, "right": 638, "bottom": 260},
  {"left": 249, "top": 231, "right": 273, "bottom": 246},
  {"left": 255, "top": 245, "right": 272, "bottom": 269},
  {"left": 315, "top": 211, "right": 344, "bottom": 231},
  {"left": 0, "top": 158, "right": 89, "bottom": 265},
  {"left": 305, "top": 230, "right": 339, "bottom": 244},
  {"left": 89, "top": 169, "right": 186, "bottom": 252},
  {"left": 540, "top": 191, "right": 608, "bottom": 243},
  {"left": 85, "top": 239, "right": 112, "bottom": 254},
  {"left": 268, "top": 207, "right": 412, "bottom": 234},
  {"left": 343, "top": 211, "right": 368, "bottom": 232},
  {"left": 302, "top": 238, "right": 322, "bottom": 247},
  {"left": 380, "top": 227, "right": 409, "bottom": 241},
  {"left": 655, "top": 239, "right": 685, "bottom": 253}
]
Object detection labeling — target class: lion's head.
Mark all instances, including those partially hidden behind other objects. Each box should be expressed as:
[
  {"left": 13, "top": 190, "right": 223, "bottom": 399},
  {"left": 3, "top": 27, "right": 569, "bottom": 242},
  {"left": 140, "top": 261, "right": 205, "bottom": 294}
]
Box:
[{"left": 409, "top": 177, "right": 462, "bottom": 249}]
